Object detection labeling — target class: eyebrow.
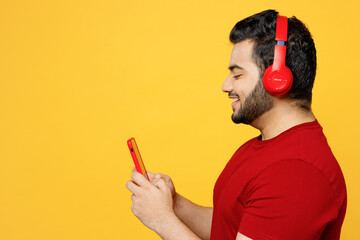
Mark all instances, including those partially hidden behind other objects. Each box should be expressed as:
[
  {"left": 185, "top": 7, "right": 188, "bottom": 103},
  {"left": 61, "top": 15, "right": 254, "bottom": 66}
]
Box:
[{"left": 228, "top": 64, "right": 244, "bottom": 71}]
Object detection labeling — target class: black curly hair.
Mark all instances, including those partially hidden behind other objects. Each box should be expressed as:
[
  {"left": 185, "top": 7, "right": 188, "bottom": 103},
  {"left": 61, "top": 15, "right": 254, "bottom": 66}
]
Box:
[{"left": 229, "top": 10, "right": 317, "bottom": 110}]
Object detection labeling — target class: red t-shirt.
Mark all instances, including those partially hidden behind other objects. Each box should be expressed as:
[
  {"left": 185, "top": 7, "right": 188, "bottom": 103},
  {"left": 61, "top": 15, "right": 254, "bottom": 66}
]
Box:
[{"left": 210, "top": 121, "right": 347, "bottom": 240}]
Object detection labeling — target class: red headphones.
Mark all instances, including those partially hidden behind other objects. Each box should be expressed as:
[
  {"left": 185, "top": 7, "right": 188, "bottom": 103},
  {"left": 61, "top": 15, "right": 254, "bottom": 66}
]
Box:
[{"left": 262, "top": 16, "right": 293, "bottom": 96}]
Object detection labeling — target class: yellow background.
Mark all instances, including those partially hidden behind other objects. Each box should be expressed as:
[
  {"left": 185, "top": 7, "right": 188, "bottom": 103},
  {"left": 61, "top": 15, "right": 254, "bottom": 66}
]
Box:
[{"left": 1, "top": 0, "right": 359, "bottom": 239}]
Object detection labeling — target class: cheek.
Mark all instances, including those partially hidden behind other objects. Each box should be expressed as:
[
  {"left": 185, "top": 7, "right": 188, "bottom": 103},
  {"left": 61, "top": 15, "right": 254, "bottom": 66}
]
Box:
[
  {"left": 232, "top": 81, "right": 244, "bottom": 93},
  {"left": 233, "top": 82, "right": 248, "bottom": 100},
  {"left": 242, "top": 79, "right": 259, "bottom": 99}
]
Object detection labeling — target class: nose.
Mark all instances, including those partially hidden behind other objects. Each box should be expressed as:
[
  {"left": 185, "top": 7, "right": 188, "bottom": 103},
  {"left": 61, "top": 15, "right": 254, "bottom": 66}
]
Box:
[{"left": 222, "top": 75, "right": 233, "bottom": 93}]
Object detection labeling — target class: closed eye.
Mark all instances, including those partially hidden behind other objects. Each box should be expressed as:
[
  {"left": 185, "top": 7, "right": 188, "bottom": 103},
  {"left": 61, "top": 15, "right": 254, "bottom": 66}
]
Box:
[{"left": 234, "top": 74, "right": 242, "bottom": 79}]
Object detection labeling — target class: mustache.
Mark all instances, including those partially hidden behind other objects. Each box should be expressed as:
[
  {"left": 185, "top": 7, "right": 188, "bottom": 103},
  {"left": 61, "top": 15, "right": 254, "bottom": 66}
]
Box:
[{"left": 228, "top": 93, "right": 239, "bottom": 98}]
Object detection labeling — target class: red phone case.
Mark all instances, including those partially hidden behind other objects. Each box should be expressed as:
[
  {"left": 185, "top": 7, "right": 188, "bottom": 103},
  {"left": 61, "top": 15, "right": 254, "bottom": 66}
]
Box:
[{"left": 127, "top": 138, "right": 149, "bottom": 180}]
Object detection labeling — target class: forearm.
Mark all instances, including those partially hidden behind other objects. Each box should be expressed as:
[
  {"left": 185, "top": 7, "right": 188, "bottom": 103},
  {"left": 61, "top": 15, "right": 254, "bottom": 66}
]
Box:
[
  {"left": 173, "top": 193, "right": 213, "bottom": 240},
  {"left": 155, "top": 213, "right": 201, "bottom": 240}
]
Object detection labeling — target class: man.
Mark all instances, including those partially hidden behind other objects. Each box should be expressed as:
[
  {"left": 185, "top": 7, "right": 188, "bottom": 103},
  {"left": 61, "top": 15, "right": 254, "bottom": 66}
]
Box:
[{"left": 126, "top": 10, "right": 347, "bottom": 240}]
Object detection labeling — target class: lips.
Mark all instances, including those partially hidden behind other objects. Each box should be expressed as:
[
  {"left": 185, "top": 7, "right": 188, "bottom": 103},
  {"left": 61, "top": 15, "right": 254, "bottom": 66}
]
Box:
[
  {"left": 231, "top": 98, "right": 240, "bottom": 108},
  {"left": 229, "top": 95, "right": 240, "bottom": 109}
]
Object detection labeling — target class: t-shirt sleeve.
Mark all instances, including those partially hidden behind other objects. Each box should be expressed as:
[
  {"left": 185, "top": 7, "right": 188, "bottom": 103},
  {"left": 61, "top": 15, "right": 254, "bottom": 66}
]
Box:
[{"left": 238, "top": 159, "right": 338, "bottom": 240}]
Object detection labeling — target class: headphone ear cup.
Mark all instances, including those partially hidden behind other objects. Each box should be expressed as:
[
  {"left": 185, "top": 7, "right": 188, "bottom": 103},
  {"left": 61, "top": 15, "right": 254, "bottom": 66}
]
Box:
[
  {"left": 262, "top": 65, "right": 273, "bottom": 90},
  {"left": 262, "top": 64, "right": 275, "bottom": 94},
  {"left": 262, "top": 65, "right": 293, "bottom": 96}
]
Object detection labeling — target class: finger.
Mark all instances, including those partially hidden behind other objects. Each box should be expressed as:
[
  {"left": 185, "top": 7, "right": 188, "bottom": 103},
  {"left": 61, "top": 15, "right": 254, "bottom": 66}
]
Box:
[
  {"left": 156, "top": 173, "right": 170, "bottom": 181},
  {"left": 147, "top": 171, "right": 155, "bottom": 181},
  {"left": 146, "top": 171, "right": 155, "bottom": 178},
  {"left": 152, "top": 177, "right": 161, "bottom": 185},
  {"left": 153, "top": 178, "right": 168, "bottom": 192},
  {"left": 131, "top": 194, "right": 136, "bottom": 202},
  {"left": 125, "top": 180, "right": 141, "bottom": 196},
  {"left": 154, "top": 173, "right": 173, "bottom": 186},
  {"left": 131, "top": 171, "right": 152, "bottom": 188}
]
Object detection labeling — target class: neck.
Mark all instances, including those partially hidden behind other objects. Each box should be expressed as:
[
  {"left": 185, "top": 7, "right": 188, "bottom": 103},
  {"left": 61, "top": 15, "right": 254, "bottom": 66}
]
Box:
[{"left": 251, "top": 100, "right": 316, "bottom": 140}]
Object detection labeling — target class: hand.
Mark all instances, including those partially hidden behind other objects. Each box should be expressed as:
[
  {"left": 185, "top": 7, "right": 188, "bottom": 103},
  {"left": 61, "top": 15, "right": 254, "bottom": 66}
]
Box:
[
  {"left": 131, "top": 168, "right": 177, "bottom": 202},
  {"left": 126, "top": 170, "right": 175, "bottom": 232},
  {"left": 147, "top": 171, "right": 176, "bottom": 202}
]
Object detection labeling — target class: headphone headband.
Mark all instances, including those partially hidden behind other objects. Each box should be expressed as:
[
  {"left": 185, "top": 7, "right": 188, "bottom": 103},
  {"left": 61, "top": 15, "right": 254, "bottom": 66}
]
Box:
[
  {"left": 275, "top": 16, "right": 288, "bottom": 41},
  {"left": 273, "top": 16, "right": 288, "bottom": 71}
]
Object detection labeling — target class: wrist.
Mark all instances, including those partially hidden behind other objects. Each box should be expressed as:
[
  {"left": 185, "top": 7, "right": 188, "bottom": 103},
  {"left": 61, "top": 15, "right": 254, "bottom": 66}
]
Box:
[
  {"left": 155, "top": 212, "right": 201, "bottom": 240},
  {"left": 173, "top": 192, "right": 182, "bottom": 213},
  {"left": 154, "top": 211, "right": 179, "bottom": 238}
]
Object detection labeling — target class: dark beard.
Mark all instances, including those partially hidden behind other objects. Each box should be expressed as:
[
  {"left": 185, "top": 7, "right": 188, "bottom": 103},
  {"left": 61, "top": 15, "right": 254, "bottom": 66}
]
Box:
[{"left": 232, "top": 79, "right": 273, "bottom": 124}]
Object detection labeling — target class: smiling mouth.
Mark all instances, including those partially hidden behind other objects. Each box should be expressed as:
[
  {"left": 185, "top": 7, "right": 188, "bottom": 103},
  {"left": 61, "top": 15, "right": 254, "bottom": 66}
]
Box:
[{"left": 230, "top": 97, "right": 240, "bottom": 109}]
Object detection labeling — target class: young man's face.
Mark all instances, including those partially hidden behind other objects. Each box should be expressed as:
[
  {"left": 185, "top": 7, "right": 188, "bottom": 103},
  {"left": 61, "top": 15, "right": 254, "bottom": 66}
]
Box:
[{"left": 222, "top": 40, "right": 273, "bottom": 124}]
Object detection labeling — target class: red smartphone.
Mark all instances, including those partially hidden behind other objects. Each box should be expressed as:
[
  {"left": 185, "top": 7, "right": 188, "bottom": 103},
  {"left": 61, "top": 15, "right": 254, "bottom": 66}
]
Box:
[{"left": 127, "top": 137, "right": 150, "bottom": 180}]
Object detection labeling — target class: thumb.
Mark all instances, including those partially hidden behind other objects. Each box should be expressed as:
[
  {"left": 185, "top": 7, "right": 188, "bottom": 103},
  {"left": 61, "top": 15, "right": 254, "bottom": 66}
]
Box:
[
  {"left": 153, "top": 178, "right": 168, "bottom": 192},
  {"left": 147, "top": 171, "right": 155, "bottom": 181}
]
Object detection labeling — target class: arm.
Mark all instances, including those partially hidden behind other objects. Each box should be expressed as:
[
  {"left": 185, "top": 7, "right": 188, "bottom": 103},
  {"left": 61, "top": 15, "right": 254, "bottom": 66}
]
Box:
[
  {"left": 126, "top": 171, "right": 202, "bottom": 240},
  {"left": 155, "top": 213, "right": 202, "bottom": 240},
  {"left": 173, "top": 193, "right": 213, "bottom": 240},
  {"left": 148, "top": 172, "right": 213, "bottom": 240}
]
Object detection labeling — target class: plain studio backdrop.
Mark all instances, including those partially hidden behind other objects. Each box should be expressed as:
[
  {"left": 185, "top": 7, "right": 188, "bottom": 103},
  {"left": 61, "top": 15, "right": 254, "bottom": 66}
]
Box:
[{"left": 0, "top": 0, "right": 359, "bottom": 239}]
